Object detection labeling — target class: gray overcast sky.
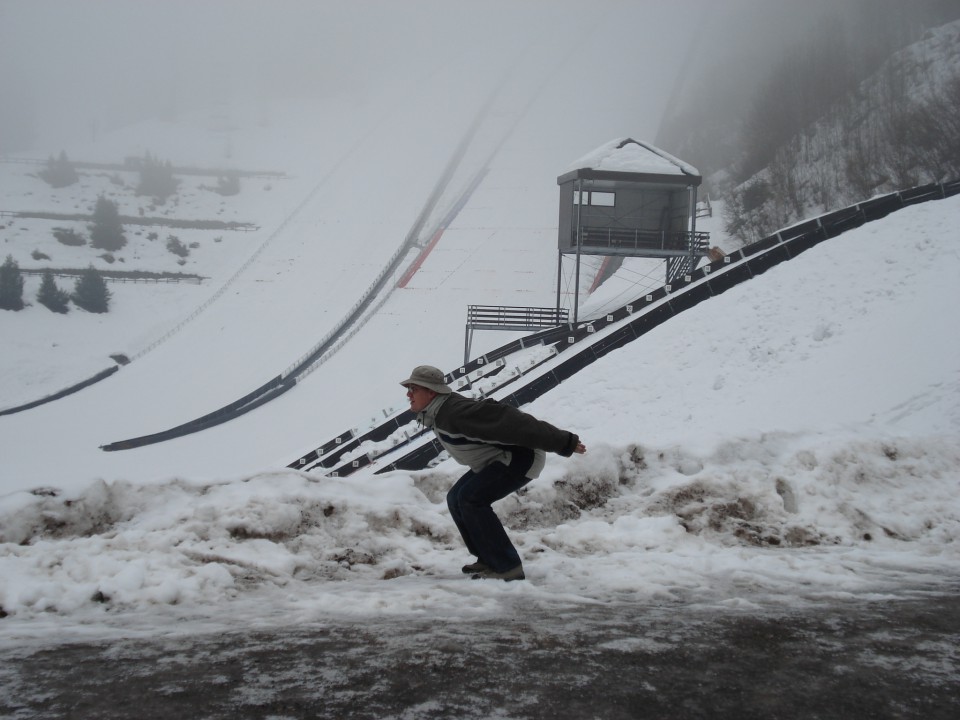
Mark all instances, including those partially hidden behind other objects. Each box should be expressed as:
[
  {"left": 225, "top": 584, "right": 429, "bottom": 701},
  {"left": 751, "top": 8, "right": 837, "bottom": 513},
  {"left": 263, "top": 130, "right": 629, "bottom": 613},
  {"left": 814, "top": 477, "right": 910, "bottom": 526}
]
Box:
[
  {"left": 0, "top": 0, "right": 722, "bottom": 155},
  {"left": 2, "top": 1, "right": 919, "bottom": 157}
]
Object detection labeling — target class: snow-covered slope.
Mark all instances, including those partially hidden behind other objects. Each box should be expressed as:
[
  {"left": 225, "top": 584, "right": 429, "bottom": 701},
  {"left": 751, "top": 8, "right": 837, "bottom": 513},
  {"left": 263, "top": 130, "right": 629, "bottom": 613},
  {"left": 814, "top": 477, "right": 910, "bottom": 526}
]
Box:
[
  {"left": 1, "top": 7, "right": 958, "bottom": 632},
  {"left": 2, "top": 192, "right": 957, "bottom": 631},
  {"left": 0, "top": 7, "right": 671, "bottom": 489}
]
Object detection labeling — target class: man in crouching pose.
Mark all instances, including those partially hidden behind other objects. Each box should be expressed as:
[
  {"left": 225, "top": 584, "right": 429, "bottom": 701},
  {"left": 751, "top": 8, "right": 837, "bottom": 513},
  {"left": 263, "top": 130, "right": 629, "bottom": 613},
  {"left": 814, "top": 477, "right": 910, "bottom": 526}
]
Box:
[{"left": 400, "top": 365, "right": 586, "bottom": 581}]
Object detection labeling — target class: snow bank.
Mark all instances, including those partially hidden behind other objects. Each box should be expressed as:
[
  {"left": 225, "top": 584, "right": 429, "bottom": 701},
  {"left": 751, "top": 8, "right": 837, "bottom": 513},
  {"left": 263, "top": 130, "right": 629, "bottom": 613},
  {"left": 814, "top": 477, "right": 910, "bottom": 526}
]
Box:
[{"left": 2, "top": 431, "right": 957, "bottom": 628}]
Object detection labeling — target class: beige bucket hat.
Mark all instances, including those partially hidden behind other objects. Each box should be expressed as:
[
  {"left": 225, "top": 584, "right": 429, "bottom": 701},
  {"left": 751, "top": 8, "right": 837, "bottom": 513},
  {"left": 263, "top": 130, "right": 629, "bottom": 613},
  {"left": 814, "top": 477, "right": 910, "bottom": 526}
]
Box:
[{"left": 399, "top": 365, "right": 452, "bottom": 394}]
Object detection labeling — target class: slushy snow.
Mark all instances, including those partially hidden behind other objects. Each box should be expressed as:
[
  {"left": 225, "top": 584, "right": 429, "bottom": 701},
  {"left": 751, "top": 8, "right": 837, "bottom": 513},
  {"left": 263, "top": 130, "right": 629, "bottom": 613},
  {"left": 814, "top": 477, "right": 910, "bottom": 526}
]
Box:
[{"left": 1, "top": 85, "right": 959, "bottom": 640}]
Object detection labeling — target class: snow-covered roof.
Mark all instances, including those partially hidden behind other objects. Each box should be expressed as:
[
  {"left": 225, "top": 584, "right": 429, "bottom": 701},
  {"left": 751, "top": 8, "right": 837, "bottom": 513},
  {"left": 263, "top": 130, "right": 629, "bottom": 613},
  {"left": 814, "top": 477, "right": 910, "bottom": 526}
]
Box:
[{"left": 558, "top": 138, "right": 700, "bottom": 185}]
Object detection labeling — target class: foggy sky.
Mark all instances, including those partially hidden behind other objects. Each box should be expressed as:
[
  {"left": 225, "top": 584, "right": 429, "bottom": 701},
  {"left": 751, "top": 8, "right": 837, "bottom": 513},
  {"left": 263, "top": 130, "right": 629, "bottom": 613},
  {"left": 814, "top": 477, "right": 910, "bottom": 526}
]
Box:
[
  {"left": 1, "top": 1, "right": 905, "bottom": 159},
  {"left": 0, "top": 0, "right": 721, "bottom": 155}
]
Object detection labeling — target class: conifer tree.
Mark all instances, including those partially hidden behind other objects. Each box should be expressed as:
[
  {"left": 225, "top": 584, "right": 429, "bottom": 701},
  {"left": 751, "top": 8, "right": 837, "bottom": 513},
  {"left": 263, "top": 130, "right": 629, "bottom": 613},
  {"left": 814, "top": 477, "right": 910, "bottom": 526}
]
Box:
[
  {"left": 216, "top": 171, "right": 241, "bottom": 196},
  {"left": 89, "top": 196, "right": 126, "bottom": 251},
  {"left": 72, "top": 265, "right": 111, "bottom": 313},
  {"left": 0, "top": 254, "right": 25, "bottom": 311},
  {"left": 39, "top": 150, "right": 79, "bottom": 188},
  {"left": 37, "top": 270, "right": 70, "bottom": 313},
  {"left": 137, "top": 152, "right": 177, "bottom": 200}
]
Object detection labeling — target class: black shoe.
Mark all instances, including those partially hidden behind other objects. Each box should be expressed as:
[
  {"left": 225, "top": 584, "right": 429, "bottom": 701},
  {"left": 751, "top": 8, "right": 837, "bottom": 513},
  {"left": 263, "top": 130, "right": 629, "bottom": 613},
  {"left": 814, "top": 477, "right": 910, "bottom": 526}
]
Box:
[
  {"left": 461, "top": 560, "right": 490, "bottom": 574},
  {"left": 471, "top": 564, "right": 525, "bottom": 582}
]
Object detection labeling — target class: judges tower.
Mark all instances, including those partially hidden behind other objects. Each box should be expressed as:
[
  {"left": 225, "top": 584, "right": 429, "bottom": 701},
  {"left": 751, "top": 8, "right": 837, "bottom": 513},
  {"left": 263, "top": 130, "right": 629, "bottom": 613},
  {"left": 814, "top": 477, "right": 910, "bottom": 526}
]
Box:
[{"left": 557, "top": 138, "right": 708, "bottom": 322}]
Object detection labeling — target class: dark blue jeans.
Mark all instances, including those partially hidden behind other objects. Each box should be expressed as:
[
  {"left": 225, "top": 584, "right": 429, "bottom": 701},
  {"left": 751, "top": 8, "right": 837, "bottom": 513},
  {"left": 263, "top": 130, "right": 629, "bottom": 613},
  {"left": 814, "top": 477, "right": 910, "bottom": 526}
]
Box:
[{"left": 446, "top": 447, "right": 534, "bottom": 573}]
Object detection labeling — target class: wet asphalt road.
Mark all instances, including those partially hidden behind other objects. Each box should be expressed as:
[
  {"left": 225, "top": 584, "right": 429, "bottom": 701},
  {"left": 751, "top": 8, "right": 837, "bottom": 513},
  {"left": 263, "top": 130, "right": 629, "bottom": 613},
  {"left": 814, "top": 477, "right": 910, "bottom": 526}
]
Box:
[{"left": 2, "top": 592, "right": 959, "bottom": 719}]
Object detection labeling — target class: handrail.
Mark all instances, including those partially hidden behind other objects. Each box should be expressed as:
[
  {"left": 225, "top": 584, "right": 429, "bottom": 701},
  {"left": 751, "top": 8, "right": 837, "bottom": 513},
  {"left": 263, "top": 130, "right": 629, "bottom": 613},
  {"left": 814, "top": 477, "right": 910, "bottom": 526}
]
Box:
[
  {"left": 576, "top": 228, "right": 710, "bottom": 255},
  {"left": 466, "top": 305, "right": 569, "bottom": 329},
  {"left": 290, "top": 178, "right": 960, "bottom": 477}
]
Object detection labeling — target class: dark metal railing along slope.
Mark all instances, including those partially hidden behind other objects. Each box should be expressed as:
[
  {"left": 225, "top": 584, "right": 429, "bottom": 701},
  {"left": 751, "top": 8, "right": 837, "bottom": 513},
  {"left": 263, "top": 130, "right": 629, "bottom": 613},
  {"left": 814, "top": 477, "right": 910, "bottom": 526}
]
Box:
[
  {"left": 288, "top": 179, "right": 959, "bottom": 478},
  {"left": 0, "top": 367, "right": 120, "bottom": 417}
]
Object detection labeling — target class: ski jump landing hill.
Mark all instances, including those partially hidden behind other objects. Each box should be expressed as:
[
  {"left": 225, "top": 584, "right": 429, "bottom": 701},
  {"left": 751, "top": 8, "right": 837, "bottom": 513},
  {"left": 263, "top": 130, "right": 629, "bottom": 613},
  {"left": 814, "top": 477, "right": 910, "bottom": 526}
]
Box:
[
  {"left": 287, "top": 178, "right": 960, "bottom": 479},
  {"left": 92, "top": 81, "right": 523, "bottom": 452}
]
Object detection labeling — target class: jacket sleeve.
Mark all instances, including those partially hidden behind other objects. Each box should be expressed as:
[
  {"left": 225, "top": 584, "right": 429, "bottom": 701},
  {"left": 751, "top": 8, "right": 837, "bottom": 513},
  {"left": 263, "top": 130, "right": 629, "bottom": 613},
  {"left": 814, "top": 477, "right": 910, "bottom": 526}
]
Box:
[{"left": 442, "top": 397, "right": 580, "bottom": 456}]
